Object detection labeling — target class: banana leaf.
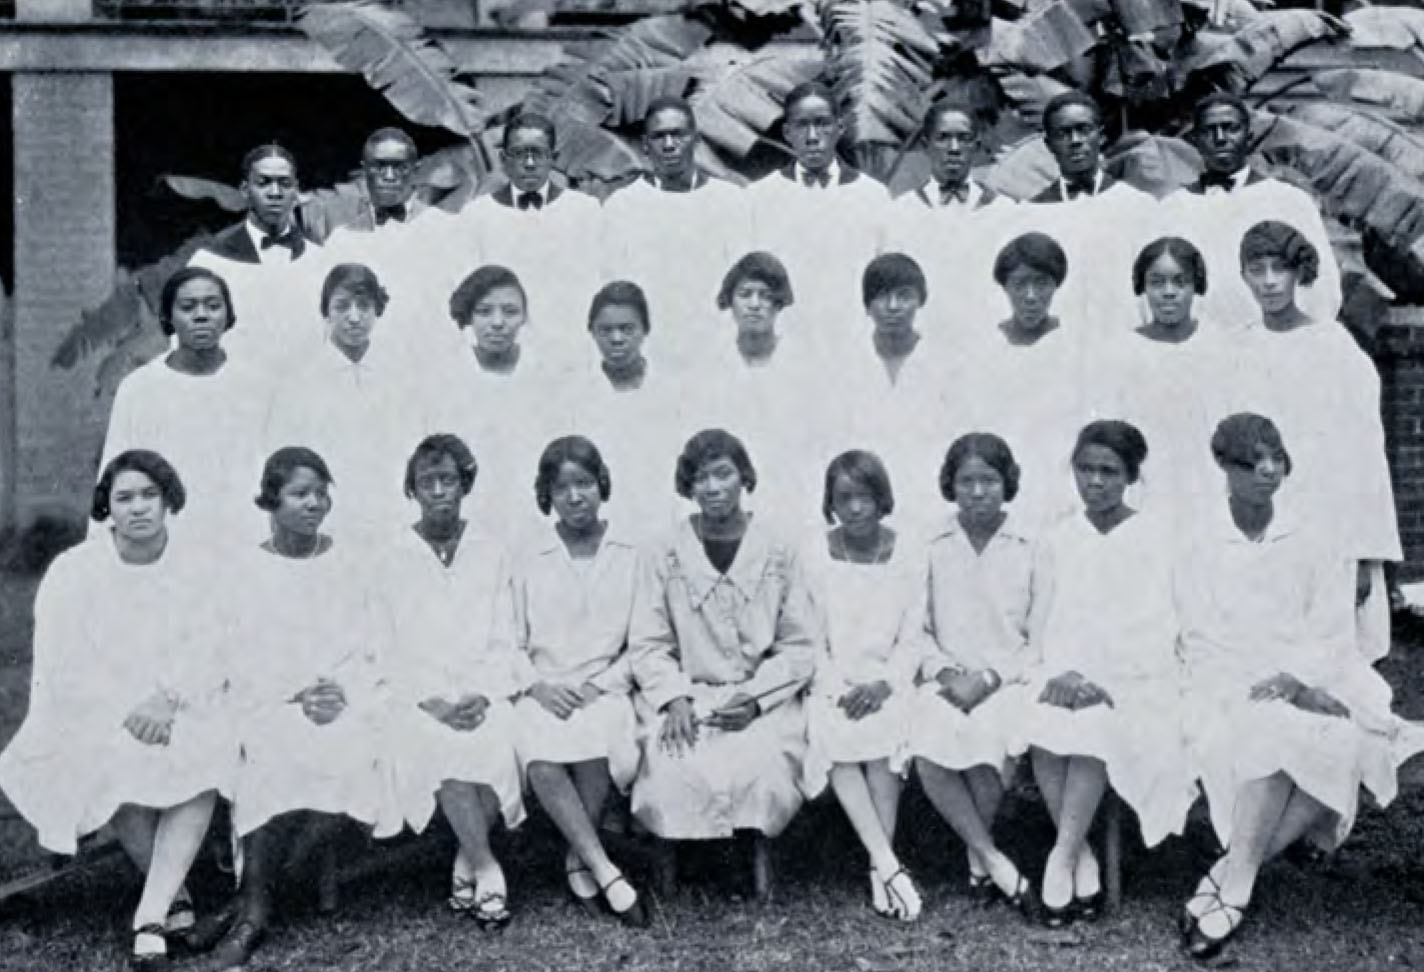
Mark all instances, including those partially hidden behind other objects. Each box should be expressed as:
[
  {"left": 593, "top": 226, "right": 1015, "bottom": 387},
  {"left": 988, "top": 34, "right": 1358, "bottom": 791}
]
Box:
[
  {"left": 1110, "top": 0, "right": 1183, "bottom": 38},
  {"left": 823, "top": 0, "right": 940, "bottom": 146},
  {"left": 299, "top": 1, "right": 489, "bottom": 171},
  {"left": 981, "top": 133, "right": 1060, "bottom": 199},
  {"left": 1343, "top": 6, "right": 1424, "bottom": 55},
  {"left": 159, "top": 175, "right": 246, "bottom": 213},
  {"left": 1279, "top": 100, "right": 1424, "bottom": 185},
  {"left": 688, "top": 44, "right": 825, "bottom": 159},
  {"left": 1310, "top": 68, "right": 1424, "bottom": 128},
  {"left": 982, "top": 3, "right": 1104, "bottom": 73},
  {"left": 994, "top": 69, "right": 1073, "bottom": 131},
  {"left": 1181, "top": 9, "right": 1348, "bottom": 92},
  {"left": 1105, "top": 130, "right": 1200, "bottom": 196}
]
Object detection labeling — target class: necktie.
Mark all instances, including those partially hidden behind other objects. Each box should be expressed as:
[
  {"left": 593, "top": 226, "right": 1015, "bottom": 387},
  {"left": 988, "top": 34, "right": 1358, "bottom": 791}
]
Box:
[
  {"left": 1199, "top": 171, "right": 1238, "bottom": 193},
  {"left": 1064, "top": 177, "right": 1096, "bottom": 200},
  {"left": 374, "top": 204, "right": 407, "bottom": 225},
  {"left": 939, "top": 181, "right": 971, "bottom": 206},
  {"left": 260, "top": 230, "right": 304, "bottom": 259},
  {"left": 802, "top": 169, "right": 830, "bottom": 188},
  {"left": 517, "top": 191, "right": 543, "bottom": 211}
]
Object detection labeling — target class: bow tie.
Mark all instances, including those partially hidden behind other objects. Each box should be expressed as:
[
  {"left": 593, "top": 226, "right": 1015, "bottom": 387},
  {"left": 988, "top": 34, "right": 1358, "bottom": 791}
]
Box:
[
  {"left": 1064, "top": 177, "right": 1097, "bottom": 200},
  {"left": 374, "top": 204, "right": 407, "bottom": 225},
  {"left": 517, "top": 191, "right": 544, "bottom": 211},
  {"left": 802, "top": 169, "right": 831, "bottom": 188},
  {"left": 1199, "top": 170, "right": 1240, "bottom": 193},
  {"left": 260, "top": 230, "right": 304, "bottom": 258},
  {"left": 938, "top": 181, "right": 971, "bottom": 205}
]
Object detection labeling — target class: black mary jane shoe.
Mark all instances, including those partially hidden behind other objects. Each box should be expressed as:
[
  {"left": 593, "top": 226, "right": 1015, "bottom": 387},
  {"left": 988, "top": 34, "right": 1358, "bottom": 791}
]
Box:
[
  {"left": 967, "top": 873, "right": 1005, "bottom": 908},
  {"left": 1003, "top": 875, "right": 1044, "bottom": 924},
  {"left": 1182, "top": 893, "right": 1247, "bottom": 962},
  {"left": 1073, "top": 890, "right": 1105, "bottom": 923},
  {"left": 601, "top": 874, "right": 651, "bottom": 929},
  {"left": 128, "top": 924, "right": 170, "bottom": 972},
  {"left": 1041, "top": 899, "right": 1076, "bottom": 930}
]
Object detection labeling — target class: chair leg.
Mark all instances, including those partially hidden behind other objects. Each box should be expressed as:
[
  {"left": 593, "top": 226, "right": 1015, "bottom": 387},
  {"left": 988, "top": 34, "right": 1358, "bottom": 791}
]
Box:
[
  {"left": 752, "top": 834, "right": 774, "bottom": 905},
  {"left": 1103, "top": 792, "right": 1123, "bottom": 915},
  {"left": 652, "top": 838, "right": 677, "bottom": 900},
  {"left": 317, "top": 840, "right": 340, "bottom": 915}
]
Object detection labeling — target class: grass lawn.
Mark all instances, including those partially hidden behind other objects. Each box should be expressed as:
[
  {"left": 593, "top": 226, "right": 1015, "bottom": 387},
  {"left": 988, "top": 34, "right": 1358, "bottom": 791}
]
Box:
[{"left": 1, "top": 572, "right": 1423, "bottom": 972}]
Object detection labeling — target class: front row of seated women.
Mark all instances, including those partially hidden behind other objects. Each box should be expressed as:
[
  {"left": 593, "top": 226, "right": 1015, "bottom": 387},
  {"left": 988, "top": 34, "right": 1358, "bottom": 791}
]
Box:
[{"left": 2, "top": 418, "right": 1418, "bottom": 970}]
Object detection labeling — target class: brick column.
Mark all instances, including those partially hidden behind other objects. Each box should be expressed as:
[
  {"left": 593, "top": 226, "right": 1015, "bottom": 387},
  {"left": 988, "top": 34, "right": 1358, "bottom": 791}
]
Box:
[
  {"left": 1379, "top": 311, "right": 1424, "bottom": 583},
  {"left": 11, "top": 72, "right": 116, "bottom": 535}
]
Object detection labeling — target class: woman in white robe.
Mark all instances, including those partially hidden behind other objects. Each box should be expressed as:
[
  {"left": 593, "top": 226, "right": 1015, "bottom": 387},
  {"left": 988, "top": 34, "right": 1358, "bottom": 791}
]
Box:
[
  {"left": 629, "top": 430, "right": 819, "bottom": 892},
  {"left": 1175, "top": 413, "right": 1424, "bottom": 960},
  {"left": 508, "top": 435, "right": 649, "bottom": 926},
  {"left": 200, "top": 446, "right": 396, "bottom": 972},
  {"left": 0, "top": 451, "right": 227, "bottom": 970},
  {"left": 905, "top": 434, "right": 1041, "bottom": 918},
  {"left": 1015, "top": 421, "right": 1195, "bottom": 927},
  {"left": 382, "top": 434, "right": 524, "bottom": 927},
  {"left": 802, "top": 450, "right": 923, "bottom": 922},
  {"left": 102, "top": 267, "right": 267, "bottom": 547},
  {"left": 1222, "top": 220, "right": 1401, "bottom": 664}
]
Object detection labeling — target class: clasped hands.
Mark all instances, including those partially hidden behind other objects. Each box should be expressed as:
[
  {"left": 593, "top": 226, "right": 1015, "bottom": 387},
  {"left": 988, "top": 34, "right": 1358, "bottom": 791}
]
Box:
[
  {"left": 934, "top": 667, "right": 1001, "bottom": 714},
  {"left": 420, "top": 692, "right": 492, "bottom": 731},
  {"left": 1038, "top": 670, "right": 1113, "bottom": 711},
  {"left": 294, "top": 678, "right": 348, "bottom": 725},
  {"left": 1249, "top": 672, "right": 1350, "bottom": 718},
  {"left": 528, "top": 680, "right": 604, "bottom": 720},
  {"left": 658, "top": 692, "right": 760, "bottom": 757}
]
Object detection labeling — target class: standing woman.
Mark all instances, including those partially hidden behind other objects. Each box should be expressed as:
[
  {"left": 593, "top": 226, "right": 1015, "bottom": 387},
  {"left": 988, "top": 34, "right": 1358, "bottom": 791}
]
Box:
[
  {"left": 907, "top": 434, "right": 1040, "bottom": 918},
  {"left": 803, "top": 451, "right": 923, "bottom": 922},
  {"left": 1176, "top": 414, "right": 1424, "bottom": 960},
  {"left": 629, "top": 429, "right": 819, "bottom": 895},
  {"left": 0, "top": 451, "right": 228, "bottom": 971},
  {"left": 511, "top": 436, "right": 649, "bottom": 926},
  {"left": 382, "top": 434, "right": 524, "bottom": 927},
  {"left": 1016, "top": 421, "right": 1194, "bottom": 926},
  {"left": 201, "top": 447, "right": 397, "bottom": 970}
]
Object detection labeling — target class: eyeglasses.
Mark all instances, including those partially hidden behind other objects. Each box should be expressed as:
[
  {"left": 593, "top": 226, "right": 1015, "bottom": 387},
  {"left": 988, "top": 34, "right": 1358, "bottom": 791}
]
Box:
[{"left": 505, "top": 147, "right": 552, "bottom": 163}]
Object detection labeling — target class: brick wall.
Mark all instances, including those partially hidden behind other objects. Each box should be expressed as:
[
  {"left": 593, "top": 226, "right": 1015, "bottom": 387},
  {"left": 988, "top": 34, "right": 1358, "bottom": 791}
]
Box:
[{"left": 1379, "top": 311, "right": 1424, "bottom": 583}]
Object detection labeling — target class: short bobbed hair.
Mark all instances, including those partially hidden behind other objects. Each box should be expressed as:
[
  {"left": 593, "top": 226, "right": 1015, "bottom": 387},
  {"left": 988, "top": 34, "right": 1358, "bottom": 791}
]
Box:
[
  {"left": 1072, "top": 420, "right": 1149, "bottom": 484},
  {"left": 994, "top": 232, "right": 1068, "bottom": 287},
  {"left": 92, "top": 449, "right": 186, "bottom": 522},
  {"left": 822, "top": 450, "right": 894, "bottom": 524},
  {"left": 320, "top": 263, "right": 389, "bottom": 318},
  {"left": 862, "top": 253, "right": 928, "bottom": 309},
  {"left": 535, "top": 435, "right": 613, "bottom": 515},
  {"left": 1239, "top": 220, "right": 1319, "bottom": 286},
  {"left": 675, "top": 429, "right": 757, "bottom": 499},
  {"left": 255, "top": 446, "right": 334, "bottom": 512},
  {"left": 717, "top": 252, "right": 795, "bottom": 312},
  {"left": 404, "top": 433, "right": 478, "bottom": 499},
  {"left": 587, "top": 280, "right": 650, "bottom": 334},
  {"left": 159, "top": 267, "right": 237, "bottom": 336},
  {"left": 1211, "top": 412, "right": 1293, "bottom": 476},
  {"left": 939, "top": 433, "right": 1021, "bottom": 504},
  {"left": 449, "top": 265, "right": 527, "bottom": 329},
  {"left": 1132, "top": 236, "right": 1208, "bottom": 296}
]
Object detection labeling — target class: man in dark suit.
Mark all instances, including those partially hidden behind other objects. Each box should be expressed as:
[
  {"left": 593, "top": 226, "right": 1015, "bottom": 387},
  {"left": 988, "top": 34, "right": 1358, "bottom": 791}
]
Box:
[
  {"left": 766, "top": 81, "right": 876, "bottom": 193},
  {"left": 1183, "top": 92, "right": 1264, "bottom": 196},
  {"left": 489, "top": 112, "right": 578, "bottom": 211},
  {"left": 904, "top": 101, "right": 999, "bottom": 211},
  {"left": 193, "top": 144, "right": 314, "bottom": 267},
  {"left": 1031, "top": 91, "right": 1119, "bottom": 203}
]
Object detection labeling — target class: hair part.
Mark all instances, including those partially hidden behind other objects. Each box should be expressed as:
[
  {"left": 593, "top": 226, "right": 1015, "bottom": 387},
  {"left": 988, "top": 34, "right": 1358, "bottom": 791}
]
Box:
[
  {"left": 159, "top": 266, "right": 237, "bottom": 336},
  {"left": 255, "top": 446, "right": 334, "bottom": 512},
  {"left": 535, "top": 435, "right": 612, "bottom": 515},
  {"left": 1133, "top": 236, "right": 1208, "bottom": 296},
  {"left": 675, "top": 429, "right": 757, "bottom": 499},
  {"left": 404, "top": 433, "right": 479, "bottom": 499},
  {"left": 939, "top": 432, "right": 1021, "bottom": 504},
  {"left": 449, "top": 265, "right": 527, "bottom": 328},
  {"left": 320, "top": 263, "right": 390, "bottom": 318},
  {"left": 92, "top": 449, "right": 187, "bottom": 522},
  {"left": 1239, "top": 219, "right": 1320, "bottom": 287},
  {"left": 240, "top": 142, "right": 297, "bottom": 182}
]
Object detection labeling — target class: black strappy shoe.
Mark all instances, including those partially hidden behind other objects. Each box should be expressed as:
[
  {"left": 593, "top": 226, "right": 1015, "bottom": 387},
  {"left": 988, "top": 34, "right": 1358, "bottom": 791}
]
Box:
[
  {"left": 1183, "top": 892, "right": 1248, "bottom": 961},
  {"left": 1179, "top": 868, "right": 1223, "bottom": 939},
  {"left": 880, "top": 868, "right": 923, "bottom": 923},
  {"left": 600, "top": 873, "right": 650, "bottom": 928},
  {"left": 1073, "top": 889, "right": 1106, "bottom": 923},
  {"left": 968, "top": 872, "right": 1005, "bottom": 907}
]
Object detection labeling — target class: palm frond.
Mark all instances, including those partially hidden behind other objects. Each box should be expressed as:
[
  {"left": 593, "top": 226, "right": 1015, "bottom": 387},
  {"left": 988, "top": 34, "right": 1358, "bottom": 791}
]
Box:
[
  {"left": 1105, "top": 130, "right": 1200, "bottom": 196},
  {"left": 1309, "top": 68, "right": 1424, "bottom": 127},
  {"left": 1182, "top": 9, "right": 1348, "bottom": 92},
  {"left": 823, "top": 0, "right": 940, "bottom": 146},
  {"left": 688, "top": 44, "right": 826, "bottom": 159},
  {"left": 983, "top": 3, "right": 1106, "bottom": 73},
  {"left": 159, "top": 175, "right": 246, "bottom": 212},
  {"left": 1343, "top": 6, "right": 1424, "bottom": 57},
  {"left": 1277, "top": 100, "right": 1424, "bottom": 184},
  {"left": 981, "top": 133, "right": 1059, "bottom": 199}
]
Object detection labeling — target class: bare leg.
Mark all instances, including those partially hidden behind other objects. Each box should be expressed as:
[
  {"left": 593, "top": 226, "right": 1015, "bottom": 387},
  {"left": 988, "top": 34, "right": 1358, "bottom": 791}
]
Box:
[
  {"left": 865, "top": 759, "right": 903, "bottom": 842},
  {"left": 830, "top": 763, "right": 899, "bottom": 876},
  {"left": 1031, "top": 748, "right": 1067, "bottom": 827},
  {"left": 1040, "top": 756, "right": 1106, "bottom": 909},
  {"left": 528, "top": 760, "right": 623, "bottom": 897},
  {"left": 1199, "top": 772, "right": 1294, "bottom": 937},
  {"left": 917, "top": 758, "right": 1023, "bottom": 896},
  {"left": 110, "top": 805, "right": 159, "bottom": 874},
  {"left": 438, "top": 781, "right": 504, "bottom": 898},
  {"left": 964, "top": 765, "right": 1004, "bottom": 878},
  {"left": 132, "top": 792, "right": 216, "bottom": 930},
  {"left": 1263, "top": 786, "right": 1333, "bottom": 861}
]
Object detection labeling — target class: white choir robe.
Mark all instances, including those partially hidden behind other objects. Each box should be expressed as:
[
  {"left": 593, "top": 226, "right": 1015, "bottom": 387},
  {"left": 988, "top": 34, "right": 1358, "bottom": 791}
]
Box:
[
  {"left": 1219, "top": 317, "right": 1402, "bottom": 662},
  {"left": 381, "top": 525, "right": 525, "bottom": 832},
  {"left": 601, "top": 177, "right": 753, "bottom": 373},
  {"left": 102, "top": 355, "right": 269, "bottom": 547},
  {"left": 505, "top": 525, "right": 642, "bottom": 789},
  {"left": 744, "top": 163, "right": 896, "bottom": 362},
  {"left": 1162, "top": 175, "right": 1341, "bottom": 332},
  {"left": 0, "top": 530, "right": 235, "bottom": 855}
]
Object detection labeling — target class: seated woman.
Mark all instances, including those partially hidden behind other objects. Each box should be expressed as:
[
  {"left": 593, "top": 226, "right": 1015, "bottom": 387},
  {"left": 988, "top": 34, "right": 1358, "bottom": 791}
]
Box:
[
  {"left": 803, "top": 450, "right": 923, "bottom": 922},
  {"left": 1015, "top": 421, "right": 1194, "bottom": 927},
  {"left": 1225, "top": 220, "right": 1400, "bottom": 664},
  {"left": 629, "top": 429, "right": 819, "bottom": 898},
  {"left": 201, "top": 447, "right": 397, "bottom": 970},
  {"left": 0, "top": 450, "right": 228, "bottom": 971},
  {"left": 907, "top": 434, "right": 1039, "bottom": 918},
  {"left": 1176, "top": 413, "right": 1424, "bottom": 960},
  {"left": 510, "top": 435, "right": 648, "bottom": 926},
  {"left": 103, "top": 268, "right": 263, "bottom": 544},
  {"left": 382, "top": 434, "right": 523, "bottom": 927}
]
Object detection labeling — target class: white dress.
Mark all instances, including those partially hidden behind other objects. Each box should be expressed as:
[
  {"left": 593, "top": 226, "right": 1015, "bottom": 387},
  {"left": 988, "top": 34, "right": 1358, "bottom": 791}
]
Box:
[
  {"left": 506, "top": 526, "right": 641, "bottom": 790},
  {"left": 802, "top": 532, "right": 922, "bottom": 795},
  {"left": 381, "top": 525, "right": 524, "bottom": 832},
  {"left": 1012, "top": 511, "right": 1196, "bottom": 847},
  {"left": 1175, "top": 504, "right": 1424, "bottom": 848},
  {"left": 0, "top": 531, "right": 234, "bottom": 855},
  {"left": 902, "top": 516, "right": 1038, "bottom": 778},
  {"left": 225, "top": 540, "right": 398, "bottom": 837}
]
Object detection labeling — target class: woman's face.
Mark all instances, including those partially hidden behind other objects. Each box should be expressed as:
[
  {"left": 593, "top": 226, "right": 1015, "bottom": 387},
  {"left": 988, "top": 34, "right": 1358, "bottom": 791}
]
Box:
[
  {"left": 1004, "top": 264, "right": 1057, "bottom": 331},
  {"left": 1143, "top": 251, "right": 1195, "bottom": 327},
  {"left": 550, "top": 460, "right": 603, "bottom": 531},
  {"left": 1223, "top": 442, "right": 1287, "bottom": 506},
  {"left": 830, "top": 473, "right": 883, "bottom": 539},
  {"left": 272, "top": 465, "right": 332, "bottom": 537},
  {"left": 109, "top": 469, "right": 167, "bottom": 544},
  {"left": 325, "top": 286, "right": 379, "bottom": 351},
  {"left": 730, "top": 278, "right": 781, "bottom": 338},
  {"left": 867, "top": 285, "right": 921, "bottom": 334},
  {"left": 1242, "top": 254, "right": 1299, "bottom": 315},
  {"left": 952, "top": 454, "right": 1006, "bottom": 524},
  {"left": 411, "top": 453, "right": 465, "bottom": 524},
  {"left": 170, "top": 277, "right": 230, "bottom": 352},
  {"left": 1072, "top": 443, "right": 1130, "bottom": 513},
  {"left": 467, "top": 284, "right": 527, "bottom": 355},
  {"left": 590, "top": 303, "right": 647, "bottom": 369},
  {"left": 692, "top": 456, "right": 744, "bottom": 520}
]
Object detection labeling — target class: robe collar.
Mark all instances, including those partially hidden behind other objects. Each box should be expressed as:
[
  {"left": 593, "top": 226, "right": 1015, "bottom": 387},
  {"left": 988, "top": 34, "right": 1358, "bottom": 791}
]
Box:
[
  {"left": 931, "top": 512, "right": 1033, "bottom": 550},
  {"left": 492, "top": 182, "right": 565, "bottom": 209},
  {"left": 779, "top": 159, "right": 861, "bottom": 187},
  {"left": 669, "top": 513, "right": 781, "bottom": 608}
]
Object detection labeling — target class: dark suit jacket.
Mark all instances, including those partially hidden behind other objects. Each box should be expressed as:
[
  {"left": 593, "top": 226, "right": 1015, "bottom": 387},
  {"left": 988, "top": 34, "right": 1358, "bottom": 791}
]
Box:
[
  {"left": 1182, "top": 169, "right": 1266, "bottom": 195},
  {"left": 908, "top": 179, "right": 999, "bottom": 210},
  {"left": 199, "top": 218, "right": 316, "bottom": 265},
  {"left": 1030, "top": 171, "right": 1119, "bottom": 203},
  {"left": 491, "top": 183, "right": 566, "bottom": 209}
]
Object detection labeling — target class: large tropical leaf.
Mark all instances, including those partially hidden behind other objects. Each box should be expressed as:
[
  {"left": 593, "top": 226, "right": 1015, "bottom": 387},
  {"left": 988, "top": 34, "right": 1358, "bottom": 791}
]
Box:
[
  {"left": 1343, "top": 6, "right": 1424, "bottom": 55},
  {"left": 687, "top": 44, "right": 825, "bottom": 159},
  {"left": 1278, "top": 100, "right": 1424, "bottom": 185},
  {"left": 994, "top": 69, "right": 1074, "bottom": 131},
  {"left": 299, "top": 1, "right": 489, "bottom": 161},
  {"left": 1181, "top": 9, "right": 1348, "bottom": 92},
  {"left": 1109, "top": 0, "right": 1184, "bottom": 39},
  {"left": 982, "top": 2, "right": 1107, "bottom": 74},
  {"left": 823, "top": 0, "right": 940, "bottom": 146},
  {"left": 980, "top": 133, "right": 1060, "bottom": 199},
  {"left": 1104, "top": 130, "right": 1200, "bottom": 196},
  {"left": 1309, "top": 68, "right": 1424, "bottom": 128},
  {"left": 159, "top": 175, "right": 246, "bottom": 212}
]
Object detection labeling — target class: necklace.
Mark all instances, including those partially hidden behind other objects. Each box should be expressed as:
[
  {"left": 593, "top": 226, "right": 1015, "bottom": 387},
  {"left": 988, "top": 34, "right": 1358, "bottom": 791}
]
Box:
[
  {"left": 835, "top": 528, "right": 889, "bottom": 565},
  {"left": 418, "top": 521, "right": 464, "bottom": 567}
]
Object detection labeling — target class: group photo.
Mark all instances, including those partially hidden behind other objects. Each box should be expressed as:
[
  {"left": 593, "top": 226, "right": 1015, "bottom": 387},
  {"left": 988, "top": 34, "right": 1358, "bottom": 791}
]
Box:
[{"left": 5, "top": 1, "right": 1424, "bottom": 971}]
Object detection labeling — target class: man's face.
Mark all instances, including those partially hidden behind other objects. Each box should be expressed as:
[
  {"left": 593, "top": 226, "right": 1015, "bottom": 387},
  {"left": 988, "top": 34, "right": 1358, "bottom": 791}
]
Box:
[
  {"left": 242, "top": 156, "right": 299, "bottom": 233},
  {"left": 362, "top": 137, "right": 416, "bottom": 210},
  {"left": 1044, "top": 104, "right": 1102, "bottom": 181},
  {"left": 1193, "top": 104, "right": 1251, "bottom": 176},
  {"left": 784, "top": 94, "right": 841, "bottom": 174},
  {"left": 642, "top": 108, "right": 698, "bottom": 183},
  {"left": 926, "top": 110, "right": 978, "bottom": 186},
  {"left": 501, "top": 127, "right": 555, "bottom": 195}
]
